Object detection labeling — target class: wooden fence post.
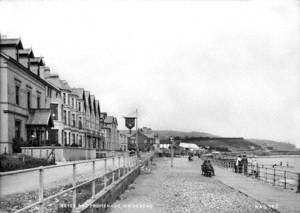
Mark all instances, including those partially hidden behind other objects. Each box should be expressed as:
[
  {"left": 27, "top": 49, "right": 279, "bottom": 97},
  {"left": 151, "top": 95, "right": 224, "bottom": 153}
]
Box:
[
  {"left": 128, "top": 156, "right": 131, "bottom": 170},
  {"left": 72, "top": 163, "right": 77, "bottom": 209},
  {"left": 104, "top": 158, "right": 107, "bottom": 187},
  {"left": 284, "top": 171, "right": 287, "bottom": 189},
  {"left": 39, "top": 167, "right": 44, "bottom": 213},
  {"left": 112, "top": 157, "right": 115, "bottom": 169},
  {"left": 123, "top": 154, "right": 126, "bottom": 174},
  {"left": 273, "top": 168, "right": 276, "bottom": 186},
  {"left": 112, "top": 171, "right": 115, "bottom": 184},
  {"left": 296, "top": 173, "right": 300, "bottom": 193},
  {"left": 92, "top": 161, "right": 95, "bottom": 199},
  {"left": 118, "top": 156, "right": 121, "bottom": 178}
]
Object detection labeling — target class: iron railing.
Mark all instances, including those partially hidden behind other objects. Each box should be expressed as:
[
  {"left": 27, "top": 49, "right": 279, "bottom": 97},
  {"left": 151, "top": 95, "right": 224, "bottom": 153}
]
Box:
[
  {"left": 0, "top": 153, "right": 154, "bottom": 212},
  {"left": 212, "top": 158, "right": 300, "bottom": 192}
]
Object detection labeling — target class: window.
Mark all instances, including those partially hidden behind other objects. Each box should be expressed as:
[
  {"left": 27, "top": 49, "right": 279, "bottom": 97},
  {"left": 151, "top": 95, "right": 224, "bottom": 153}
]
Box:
[
  {"left": 37, "top": 96, "right": 40, "bottom": 109},
  {"left": 47, "top": 87, "right": 52, "bottom": 97},
  {"left": 56, "top": 92, "right": 59, "bottom": 98},
  {"left": 63, "top": 110, "right": 67, "bottom": 124},
  {"left": 78, "top": 117, "right": 83, "bottom": 129},
  {"left": 71, "top": 98, "right": 74, "bottom": 108},
  {"left": 72, "top": 134, "right": 75, "bottom": 144},
  {"left": 63, "top": 131, "right": 67, "bottom": 145},
  {"left": 78, "top": 102, "right": 81, "bottom": 112},
  {"left": 68, "top": 111, "right": 70, "bottom": 125},
  {"left": 72, "top": 114, "right": 75, "bottom": 127},
  {"left": 63, "top": 93, "right": 66, "bottom": 104},
  {"left": 79, "top": 135, "right": 82, "bottom": 147},
  {"left": 15, "top": 85, "right": 20, "bottom": 105},
  {"left": 27, "top": 92, "right": 31, "bottom": 109},
  {"left": 50, "top": 104, "right": 58, "bottom": 120},
  {"left": 93, "top": 138, "right": 96, "bottom": 149},
  {"left": 15, "top": 120, "right": 21, "bottom": 138}
]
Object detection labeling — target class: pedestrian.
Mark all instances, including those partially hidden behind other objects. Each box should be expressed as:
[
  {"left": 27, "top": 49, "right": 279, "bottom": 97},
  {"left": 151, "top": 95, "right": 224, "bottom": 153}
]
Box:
[
  {"left": 242, "top": 154, "right": 248, "bottom": 174},
  {"left": 236, "top": 155, "right": 242, "bottom": 173},
  {"left": 207, "top": 160, "right": 215, "bottom": 176}
]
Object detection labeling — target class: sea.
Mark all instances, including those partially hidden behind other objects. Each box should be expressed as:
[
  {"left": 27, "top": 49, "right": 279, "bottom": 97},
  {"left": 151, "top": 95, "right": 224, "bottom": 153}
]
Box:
[{"left": 248, "top": 155, "right": 300, "bottom": 173}]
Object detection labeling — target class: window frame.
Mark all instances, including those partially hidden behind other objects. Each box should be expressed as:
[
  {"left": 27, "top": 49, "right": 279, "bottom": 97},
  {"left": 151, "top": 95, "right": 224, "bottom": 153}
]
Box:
[{"left": 15, "top": 85, "right": 20, "bottom": 105}]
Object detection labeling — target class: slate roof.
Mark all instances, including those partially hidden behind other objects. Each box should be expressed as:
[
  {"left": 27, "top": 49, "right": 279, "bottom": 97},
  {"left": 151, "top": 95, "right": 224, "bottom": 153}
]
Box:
[
  {"left": 27, "top": 109, "right": 54, "bottom": 127},
  {"left": 0, "top": 38, "right": 23, "bottom": 48},
  {"left": 90, "top": 95, "right": 95, "bottom": 113},
  {"left": 19, "top": 48, "right": 34, "bottom": 57},
  {"left": 61, "top": 80, "right": 72, "bottom": 91},
  {"left": 29, "top": 57, "right": 45, "bottom": 65},
  {"left": 130, "top": 130, "right": 155, "bottom": 139},
  {"left": 95, "top": 100, "right": 100, "bottom": 115},
  {"left": 71, "top": 88, "right": 84, "bottom": 99},
  {"left": 104, "top": 116, "right": 114, "bottom": 124},
  {"left": 141, "top": 132, "right": 155, "bottom": 139}
]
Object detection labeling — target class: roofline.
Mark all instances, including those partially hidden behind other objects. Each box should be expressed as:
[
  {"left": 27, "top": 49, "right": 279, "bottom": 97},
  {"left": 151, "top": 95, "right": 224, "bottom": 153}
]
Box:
[
  {"left": 19, "top": 49, "right": 34, "bottom": 58},
  {"left": 0, "top": 38, "right": 23, "bottom": 49},
  {"left": 30, "top": 57, "right": 45, "bottom": 66},
  {"left": 0, "top": 52, "right": 60, "bottom": 92}
]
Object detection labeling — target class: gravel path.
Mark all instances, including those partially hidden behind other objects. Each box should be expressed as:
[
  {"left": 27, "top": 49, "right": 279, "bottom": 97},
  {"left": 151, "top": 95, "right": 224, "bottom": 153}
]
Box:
[{"left": 108, "top": 157, "right": 276, "bottom": 213}]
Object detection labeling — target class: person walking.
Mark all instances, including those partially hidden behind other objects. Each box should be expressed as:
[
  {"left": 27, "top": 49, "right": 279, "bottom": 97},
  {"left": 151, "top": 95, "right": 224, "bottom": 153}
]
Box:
[
  {"left": 236, "top": 155, "right": 242, "bottom": 173},
  {"left": 242, "top": 154, "right": 248, "bottom": 175}
]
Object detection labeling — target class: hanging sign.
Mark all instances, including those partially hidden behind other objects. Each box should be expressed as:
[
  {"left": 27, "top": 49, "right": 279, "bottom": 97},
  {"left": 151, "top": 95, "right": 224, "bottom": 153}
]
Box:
[{"left": 124, "top": 117, "right": 136, "bottom": 130}]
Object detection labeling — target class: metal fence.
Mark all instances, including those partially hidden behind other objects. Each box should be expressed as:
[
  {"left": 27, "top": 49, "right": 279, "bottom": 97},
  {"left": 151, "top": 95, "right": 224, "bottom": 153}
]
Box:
[
  {"left": 0, "top": 153, "right": 154, "bottom": 213},
  {"left": 212, "top": 158, "right": 300, "bottom": 192}
]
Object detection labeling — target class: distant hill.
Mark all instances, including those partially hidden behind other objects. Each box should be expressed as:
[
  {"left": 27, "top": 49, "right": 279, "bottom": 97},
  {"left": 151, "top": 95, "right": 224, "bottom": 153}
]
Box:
[
  {"left": 181, "top": 137, "right": 262, "bottom": 151},
  {"left": 153, "top": 130, "right": 218, "bottom": 140},
  {"left": 154, "top": 130, "right": 261, "bottom": 151},
  {"left": 121, "top": 129, "right": 297, "bottom": 152},
  {"left": 248, "top": 139, "right": 298, "bottom": 151}
]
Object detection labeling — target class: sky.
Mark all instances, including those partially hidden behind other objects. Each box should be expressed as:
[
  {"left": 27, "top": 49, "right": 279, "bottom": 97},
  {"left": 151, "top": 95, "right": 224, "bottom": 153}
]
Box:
[{"left": 0, "top": 0, "right": 300, "bottom": 147}]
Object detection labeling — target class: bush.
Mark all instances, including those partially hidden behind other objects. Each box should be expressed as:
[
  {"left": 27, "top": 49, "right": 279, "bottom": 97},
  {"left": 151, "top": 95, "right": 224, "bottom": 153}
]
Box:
[
  {"left": 12, "top": 138, "right": 25, "bottom": 153},
  {"left": 0, "top": 154, "right": 55, "bottom": 172},
  {"left": 71, "top": 143, "right": 79, "bottom": 147},
  {"left": 45, "top": 140, "right": 52, "bottom": 146}
]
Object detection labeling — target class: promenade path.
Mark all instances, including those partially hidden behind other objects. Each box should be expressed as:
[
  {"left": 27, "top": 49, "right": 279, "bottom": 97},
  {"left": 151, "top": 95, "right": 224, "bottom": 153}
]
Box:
[
  {"left": 0, "top": 155, "right": 134, "bottom": 197},
  {"left": 108, "top": 157, "right": 275, "bottom": 213},
  {"left": 214, "top": 164, "right": 300, "bottom": 213}
]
